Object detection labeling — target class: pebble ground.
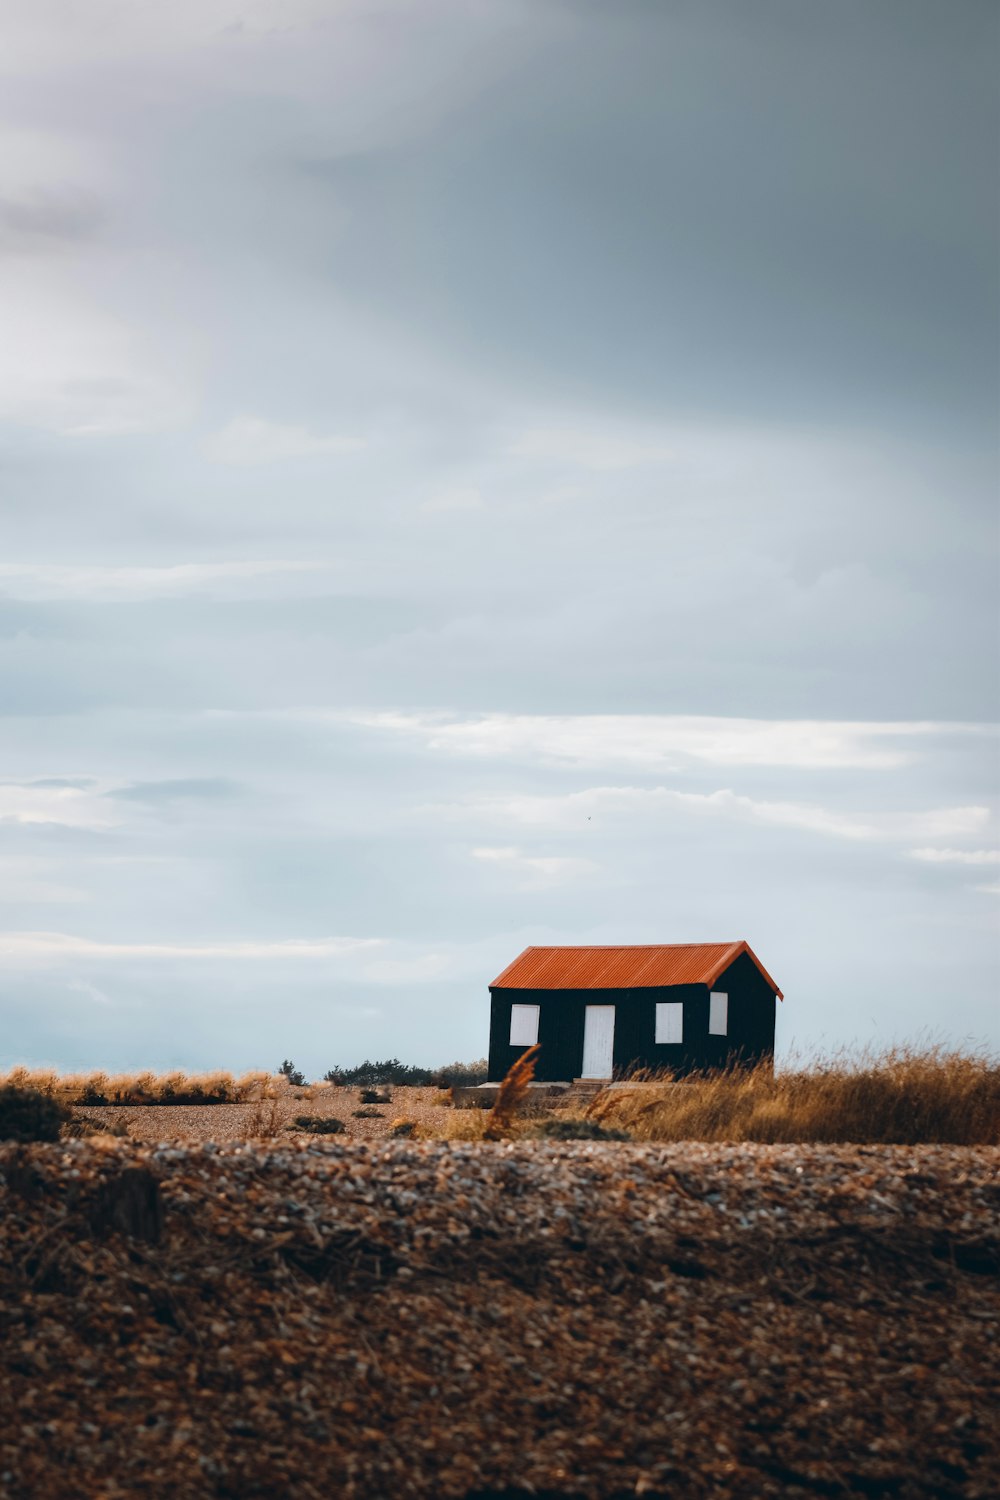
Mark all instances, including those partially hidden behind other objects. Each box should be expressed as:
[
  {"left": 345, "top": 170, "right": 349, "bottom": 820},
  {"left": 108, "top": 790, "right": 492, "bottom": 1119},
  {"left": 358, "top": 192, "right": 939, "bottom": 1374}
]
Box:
[{"left": 1, "top": 1139, "right": 997, "bottom": 1499}]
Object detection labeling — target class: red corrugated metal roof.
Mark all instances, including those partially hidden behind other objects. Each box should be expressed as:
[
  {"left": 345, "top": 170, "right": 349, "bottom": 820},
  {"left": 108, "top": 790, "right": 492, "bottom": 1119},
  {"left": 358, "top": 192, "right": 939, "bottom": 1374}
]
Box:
[{"left": 490, "top": 942, "right": 783, "bottom": 998}]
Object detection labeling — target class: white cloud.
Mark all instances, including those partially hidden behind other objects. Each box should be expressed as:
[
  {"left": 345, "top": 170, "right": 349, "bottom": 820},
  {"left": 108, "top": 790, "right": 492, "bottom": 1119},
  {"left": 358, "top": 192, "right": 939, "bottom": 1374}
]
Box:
[
  {"left": 205, "top": 416, "right": 363, "bottom": 465},
  {"left": 350, "top": 711, "right": 991, "bottom": 772},
  {"left": 509, "top": 424, "right": 674, "bottom": 470},
  {"left": 0, "top": 932, "right": 383, "bottom": 963},
  {"left": 451, "top": 786, "right": 991, "bottom": 845},
  {"left": 420, "top": 485, "right": 485, "bottom": 514},
  {"left": 0, "top": 781, "right": 116, "bottom": 830},
  {"left": 470, "top": 845, "right": 597, "bottom": 885},
  {"left": 909, "top": 847, "right": 1000, "bottom": 865},
  {"left": 0, "top": 559, "right": 328, "bottom": 602}
]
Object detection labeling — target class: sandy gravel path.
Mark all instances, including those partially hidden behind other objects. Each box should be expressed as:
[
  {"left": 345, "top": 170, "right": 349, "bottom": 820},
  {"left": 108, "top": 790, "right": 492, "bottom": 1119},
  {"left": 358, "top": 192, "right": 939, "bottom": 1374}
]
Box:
[{"left": 73, "top": 1083, "right": 454, "bottom": 1142}]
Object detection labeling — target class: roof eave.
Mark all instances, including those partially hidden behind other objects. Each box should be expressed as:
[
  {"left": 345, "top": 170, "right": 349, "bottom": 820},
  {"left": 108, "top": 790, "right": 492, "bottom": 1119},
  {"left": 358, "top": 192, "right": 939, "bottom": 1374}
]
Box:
[{"left": 705, "top": 940, "right": 784, "bottom": 1000}]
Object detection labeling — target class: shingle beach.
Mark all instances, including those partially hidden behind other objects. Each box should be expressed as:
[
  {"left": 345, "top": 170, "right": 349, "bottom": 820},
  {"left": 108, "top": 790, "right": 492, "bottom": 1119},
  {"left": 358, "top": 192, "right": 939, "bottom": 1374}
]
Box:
[{"left": 1, "top": 1139, "right": 997, "bottom": 1499}]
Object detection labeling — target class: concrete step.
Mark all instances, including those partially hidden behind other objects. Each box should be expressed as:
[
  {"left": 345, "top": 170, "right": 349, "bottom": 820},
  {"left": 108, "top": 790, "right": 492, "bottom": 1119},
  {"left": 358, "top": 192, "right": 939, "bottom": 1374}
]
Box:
[{"left": 556, "top": 1077, "right": 612, "bottom": 1109}]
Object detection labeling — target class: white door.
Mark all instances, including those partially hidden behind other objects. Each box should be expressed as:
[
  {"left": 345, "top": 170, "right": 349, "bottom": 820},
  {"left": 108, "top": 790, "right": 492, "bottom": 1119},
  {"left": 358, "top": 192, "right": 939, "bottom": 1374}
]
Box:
[{"left": 581, "top": 1005, "right": 615, "bottom": 1078}]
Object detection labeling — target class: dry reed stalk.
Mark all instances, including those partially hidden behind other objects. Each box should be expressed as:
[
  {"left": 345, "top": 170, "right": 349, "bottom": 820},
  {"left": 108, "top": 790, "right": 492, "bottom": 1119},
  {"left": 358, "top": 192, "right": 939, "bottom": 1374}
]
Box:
[{"left": 483, "top": 1045, "right": 540, "bottom": 1140}]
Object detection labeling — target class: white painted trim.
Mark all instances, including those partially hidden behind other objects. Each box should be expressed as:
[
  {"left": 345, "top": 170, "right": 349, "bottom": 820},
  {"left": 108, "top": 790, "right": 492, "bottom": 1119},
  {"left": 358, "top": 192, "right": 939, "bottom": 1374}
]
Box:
[
  {"left": 709, "top": 991, "right": 728, "bottom": 1036},
  {"left": 509, "top": 1003, "right": 540, "bottom": 1046},
  {"left": 655, "top": 1001, "right": 684, "bottom": 1044}
]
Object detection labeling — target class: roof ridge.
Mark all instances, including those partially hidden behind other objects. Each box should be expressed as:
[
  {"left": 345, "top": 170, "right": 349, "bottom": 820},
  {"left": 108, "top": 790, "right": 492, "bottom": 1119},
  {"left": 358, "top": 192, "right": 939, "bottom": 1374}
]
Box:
[{"left": 523, "top": 941, "right": 742, "bottom": 952}]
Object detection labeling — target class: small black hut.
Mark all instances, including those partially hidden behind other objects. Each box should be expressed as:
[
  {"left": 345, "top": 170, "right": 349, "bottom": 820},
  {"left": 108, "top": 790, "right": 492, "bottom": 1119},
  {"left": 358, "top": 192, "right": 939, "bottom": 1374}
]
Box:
[{"left": 487, "top": 942, "right": 782, "bottom": 1082}]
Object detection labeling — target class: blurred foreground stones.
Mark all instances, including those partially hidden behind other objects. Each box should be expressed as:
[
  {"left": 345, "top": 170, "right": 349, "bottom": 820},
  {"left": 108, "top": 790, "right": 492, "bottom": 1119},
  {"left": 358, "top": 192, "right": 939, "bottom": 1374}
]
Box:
[{"left": 0, "top": 1139, "right": 997, "bottom": 1498}]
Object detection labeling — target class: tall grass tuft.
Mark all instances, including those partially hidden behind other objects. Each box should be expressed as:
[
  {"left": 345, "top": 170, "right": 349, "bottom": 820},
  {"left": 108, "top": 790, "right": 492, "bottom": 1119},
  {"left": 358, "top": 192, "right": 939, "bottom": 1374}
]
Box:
[
  {"left": 587, "top": 1046, "right": 1000, "bottom": 1145},
  {"left": 484, "top": 1044, "right": 540, "bottom": 1140}
]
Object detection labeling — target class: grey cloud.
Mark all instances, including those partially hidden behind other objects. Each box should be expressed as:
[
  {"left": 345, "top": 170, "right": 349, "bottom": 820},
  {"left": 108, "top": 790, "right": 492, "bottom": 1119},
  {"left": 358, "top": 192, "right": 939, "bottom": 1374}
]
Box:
[
  {"left": 303, "top": 1, "right": 997, "bottom": 433},
  {"left": 0, "top": 191, "right": 104, "bottom": 252},
  {"left": 106, "top": 778, "right": 242, "bottom": 804}
]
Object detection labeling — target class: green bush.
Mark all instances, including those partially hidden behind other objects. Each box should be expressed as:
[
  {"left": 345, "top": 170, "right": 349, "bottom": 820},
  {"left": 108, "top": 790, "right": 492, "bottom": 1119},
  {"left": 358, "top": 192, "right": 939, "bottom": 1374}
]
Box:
[
  {"left": 321, "top": 1057, "right": 489, "bottom": 1088},
  {"left": 531, "top": 1117, "right": 632, "bottom": 1142},
  {"left": 0, "top": 1085, "right": 71, "bottom": 1143},
  {"left": 324, "top": 1058, "right": 434, "bottom": 1086}
]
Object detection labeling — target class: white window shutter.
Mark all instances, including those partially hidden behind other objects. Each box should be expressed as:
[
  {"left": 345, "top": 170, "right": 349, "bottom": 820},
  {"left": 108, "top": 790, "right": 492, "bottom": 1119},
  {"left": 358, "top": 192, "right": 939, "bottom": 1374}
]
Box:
[
  {"left": 509, "top": 1004, "right": 540, "bottom": 1046},
  {"left": 709, "top": 992, "right": 728, "bottom": 1035},
  {"left": 655, "top": 1002, "right": 683, "bottom": 1044}
]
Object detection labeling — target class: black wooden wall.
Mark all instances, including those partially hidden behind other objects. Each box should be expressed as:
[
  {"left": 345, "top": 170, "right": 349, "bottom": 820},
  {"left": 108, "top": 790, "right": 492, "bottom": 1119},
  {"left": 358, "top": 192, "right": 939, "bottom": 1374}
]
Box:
[{"left": 487, "top": 950, "right": 777, "bottom": 1081}]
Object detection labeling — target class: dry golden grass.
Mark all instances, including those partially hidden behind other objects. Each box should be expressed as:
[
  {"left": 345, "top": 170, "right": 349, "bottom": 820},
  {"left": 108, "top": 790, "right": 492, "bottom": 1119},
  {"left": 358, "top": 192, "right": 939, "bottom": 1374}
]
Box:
[
  {"left": 584, "top": 1046, "right": 1000, "bottom": 1145},
  {"left": 420, "top": 1108, "right": 488, "bottom": 1143},
  {"left": 0, "top": 1068, "right": 276, "bottom": 1105},
  {"left": 7, "top": 1047, "right": 996, "bottom": 1146}
]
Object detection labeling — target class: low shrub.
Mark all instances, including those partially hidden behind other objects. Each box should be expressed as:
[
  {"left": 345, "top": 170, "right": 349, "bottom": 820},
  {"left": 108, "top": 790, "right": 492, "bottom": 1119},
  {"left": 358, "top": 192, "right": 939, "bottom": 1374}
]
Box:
[
  {"left": 63, "top": 1112, "right": 133, "bottom": 1139},
  {"left": 324, "top": 1059, "right": 435, "bottom": 1087},
  {"left": 531, "top": 1117, "right": 632, "bottom": 1142},
  {"left": 353, "top": 1107, "right": 384, "bottom": 1119},
  {"left": 278, "top": 1060, "right": 306, "bottom": 1088},
  {"left": 0, "top": 1085, "right": 71, "bottom": 1143},
  {"left": 291, "top": 1115, "right": 345, "bottom": 1135},
  {"left": 389, "top": 1118, "right": 416, "bottom": 1137},
  {"left": 433, "top": 1059, "right": 488, "bottom": 1089},
  {"left": 240, "top": 1101, "right": 284, "bottom": 1139},
  {"left": 359, "top": 1088, "right": 391, "bottom": 1105},
  {"left": 320, "top": 1057, "right": 488, "bottom": 1088}
]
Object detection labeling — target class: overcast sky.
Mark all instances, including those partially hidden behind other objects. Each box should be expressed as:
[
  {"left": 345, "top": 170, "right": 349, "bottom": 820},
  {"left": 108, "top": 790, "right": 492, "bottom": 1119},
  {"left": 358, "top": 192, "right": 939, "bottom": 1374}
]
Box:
[{"left": 1, "top": 0, "right": 997, "bottom": 1076}]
